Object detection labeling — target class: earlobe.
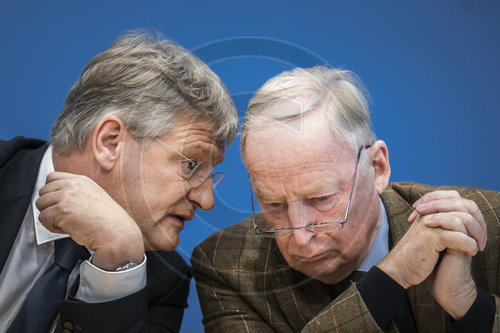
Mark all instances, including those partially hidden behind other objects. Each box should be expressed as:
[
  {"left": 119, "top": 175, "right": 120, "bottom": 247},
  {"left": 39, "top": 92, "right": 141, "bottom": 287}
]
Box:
[
  {"left": 92, "top": 115, "right": 126, "bottom": 171},
  {"left": 371, "top": 140, "right": 391, "bottom": 195}
]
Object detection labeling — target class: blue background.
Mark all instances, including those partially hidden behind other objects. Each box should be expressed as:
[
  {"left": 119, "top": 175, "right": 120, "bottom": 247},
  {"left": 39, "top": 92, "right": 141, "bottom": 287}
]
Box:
[{"left": 1, "top": 1, "right": 499, "bottom": 331}]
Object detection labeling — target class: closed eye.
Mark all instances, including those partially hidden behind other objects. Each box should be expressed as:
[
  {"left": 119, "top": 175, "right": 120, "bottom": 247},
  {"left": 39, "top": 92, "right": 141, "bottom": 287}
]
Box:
[
  {"left": 262, "top": 202, "right": 287, "bottom": 217},
  {"left": 309, "top": 194, "right": 336, "bottom": 212}
]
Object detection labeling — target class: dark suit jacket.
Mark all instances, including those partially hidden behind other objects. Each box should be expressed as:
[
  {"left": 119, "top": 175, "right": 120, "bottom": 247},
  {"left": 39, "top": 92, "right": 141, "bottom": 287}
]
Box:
[
  {"left": 192, "top": 182, "right": 500, "bottom": 332},
  {"left": 0, "top": 136, "right": 191, "bottom": 333}
]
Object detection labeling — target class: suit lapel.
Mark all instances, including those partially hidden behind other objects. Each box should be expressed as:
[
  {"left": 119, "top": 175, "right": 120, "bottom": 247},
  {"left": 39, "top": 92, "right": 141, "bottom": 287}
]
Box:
[{"left": 0, "top": 137, "right": 47, "bottom": 273}]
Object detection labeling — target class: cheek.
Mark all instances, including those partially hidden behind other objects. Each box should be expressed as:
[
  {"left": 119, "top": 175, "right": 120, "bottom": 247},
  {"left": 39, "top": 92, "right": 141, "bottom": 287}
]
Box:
[
  {"left": 141, "top": 164, "right": 188, "bottom": 213},
  {"left": 335, "top": 198, "right": 380, "bottom": 255},
  {"left": 329, "top": 228, "right": 362, "bottom": 259},
  {"left": 144, "top": 179, "right": 187, "bottom": 213},
  {"left": 275, "top": 238, "right": 289, "bottom": 254}
]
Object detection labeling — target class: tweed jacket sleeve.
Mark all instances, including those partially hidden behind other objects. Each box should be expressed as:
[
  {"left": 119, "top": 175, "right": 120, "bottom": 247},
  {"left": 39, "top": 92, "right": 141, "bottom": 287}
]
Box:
[
  {"left": 192, "top": 182, "right": 500, "bottom": 333},
  {"left": 383, "top": 183, "right": 500, "bottom": 332}
]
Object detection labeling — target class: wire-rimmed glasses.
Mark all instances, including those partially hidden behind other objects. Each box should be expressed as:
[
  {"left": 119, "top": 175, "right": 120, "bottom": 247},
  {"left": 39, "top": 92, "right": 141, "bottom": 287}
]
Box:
[
  {"left": 250, "top": 145, "right": 371, "bottom": 238},
  {"left": 155, "top": 138, "right": 225, "bottom": 189}
]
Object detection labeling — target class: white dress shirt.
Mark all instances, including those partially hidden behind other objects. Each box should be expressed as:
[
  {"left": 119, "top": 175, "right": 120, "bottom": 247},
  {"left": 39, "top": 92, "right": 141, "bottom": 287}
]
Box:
[{"left": 0, "top": 145, "right": 147, "bottom": 332}]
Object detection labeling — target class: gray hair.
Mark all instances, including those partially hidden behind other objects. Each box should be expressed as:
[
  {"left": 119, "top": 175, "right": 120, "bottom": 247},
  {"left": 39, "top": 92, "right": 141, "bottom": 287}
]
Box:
[
  {"left": 51, "top": 32, "right": 238, "bottom": 154},
  {"left": 240, "top": 66, "right": 375, "bottom": 161}
]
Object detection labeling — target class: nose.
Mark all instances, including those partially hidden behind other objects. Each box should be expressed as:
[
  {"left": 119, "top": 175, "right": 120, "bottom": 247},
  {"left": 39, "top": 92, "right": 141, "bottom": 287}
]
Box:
[
  {"left": 287, "top": 201, "right": 315, "bottom": 246},
  {"left": 187, "top": 179, "right": 215, "bottom": 210},
  {"left": 291, "top": 228, "right": 315, "bottom": 247},
  {"left": 287, "top": 200, "right": 318, "bottom": 228}
]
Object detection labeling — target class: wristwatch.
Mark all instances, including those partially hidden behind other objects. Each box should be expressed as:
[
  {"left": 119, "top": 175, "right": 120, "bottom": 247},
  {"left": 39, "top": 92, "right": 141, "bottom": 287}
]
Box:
[{"left": 115, "top": 261, "right": 139, "bottom": 272}]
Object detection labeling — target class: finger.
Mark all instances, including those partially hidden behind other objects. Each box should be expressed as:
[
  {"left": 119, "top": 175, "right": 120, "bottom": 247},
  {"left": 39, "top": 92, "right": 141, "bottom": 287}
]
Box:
[
  {"left": 413, "top": 190, "right": 461, "bottom": 208},
  {"left": 414, "top": 193, "right": 485, "bottom": 229},
  {"left": 414, "top": 197, "right": 469, "bottom": 215},
  {"left": 46, "top": 171, "right": 81, "bottom": 183},
  {"left": 436, "top": 228, "right": 478, "bottom": 256},
  {"left": 414, "top": 198, "right": 487, "bottom": 250},
  {"left": 36, "top": 189, "right": 64, "bottom": 211},
  {"left": 424, "top": 211, "right": 486, "bottom": 251},
  {"left": 40, "top": 175, "right": 95, "bottom": 196},
  {"left": 462, "top": 199, "right": 487, "bottom": 247},
  {"left": 408, "top": 209, "right": 418, "bottom": 223},
  {"left": 424, "top": 212, "right": 467, "bottom": 234},
  {"left": 424, "top": 211, "right": 486, "bottom": 247},
  {"left": 39, "top": 178, "right": 69, "bottom": 196},
  {"left": 38, "top": 205, "right": 65, "bottom": 234}
]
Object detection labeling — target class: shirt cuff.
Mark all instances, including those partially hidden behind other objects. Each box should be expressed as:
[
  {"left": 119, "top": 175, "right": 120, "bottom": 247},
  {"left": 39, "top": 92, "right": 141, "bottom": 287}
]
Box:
[
  {"left": 451, "top": 288, "right": 495, "bottom": 333},
  {"left": 75, "top": 254, "right": 147, "bottom": 303}
]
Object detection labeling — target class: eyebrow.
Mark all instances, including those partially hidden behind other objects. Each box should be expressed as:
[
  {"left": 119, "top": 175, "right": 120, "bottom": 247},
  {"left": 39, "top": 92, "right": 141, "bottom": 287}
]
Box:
[
  {"left": 252, "top": 187, "right": 280, "bottom": 202},
  {"left": 253, "top": 179, "right": 340, "bottom": 202},
  {"left": 181, "top": 143, "right": 223, "bottom": 163}
]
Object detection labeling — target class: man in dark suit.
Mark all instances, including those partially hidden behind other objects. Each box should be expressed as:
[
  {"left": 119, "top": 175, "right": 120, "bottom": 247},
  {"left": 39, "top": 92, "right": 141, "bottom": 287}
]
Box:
[
  {"left": 191, "top": 66, "right": 499, "bottom": 332},
  {"left": 0, "top": 32, "right": 237, "bottom": 332}
]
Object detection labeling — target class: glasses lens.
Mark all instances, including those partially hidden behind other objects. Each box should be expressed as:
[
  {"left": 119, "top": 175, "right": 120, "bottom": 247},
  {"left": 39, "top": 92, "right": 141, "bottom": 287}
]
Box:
[
  {"left": 307, "top": 221, "right": 344, "bottom": 233},
  {"left": 188, "top": 162, "right": 212, "bottom": 187},
  {"left": 258, "top": 229, "right": 293, "bottom": 238},
  {"left": 211, "top": 172, "right": 225, "bottom": 189}
]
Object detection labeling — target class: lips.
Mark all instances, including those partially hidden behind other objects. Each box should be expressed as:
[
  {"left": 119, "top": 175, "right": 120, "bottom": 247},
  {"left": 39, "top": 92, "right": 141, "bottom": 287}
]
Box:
[
  {"left": 174, "top": 213, "right": 195, "bottom": 222},
  {"left": 295, "top": 252, "right": 329, "bottom": 263},
  {"left": 167, "top": 212, "right": 195, "bottom": 226}
]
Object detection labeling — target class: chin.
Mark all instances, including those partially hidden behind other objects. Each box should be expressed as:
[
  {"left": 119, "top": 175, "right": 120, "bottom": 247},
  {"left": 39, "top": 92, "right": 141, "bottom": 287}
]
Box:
[
  {"left": 145, "top": 230, "right": 180, "bottom": 251},
  {"left": 295, "top": 259, "right": 350, "bottom": 285}
]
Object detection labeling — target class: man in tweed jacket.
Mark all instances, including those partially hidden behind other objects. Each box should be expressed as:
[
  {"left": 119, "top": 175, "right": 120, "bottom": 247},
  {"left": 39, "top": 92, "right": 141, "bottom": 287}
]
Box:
[{"left": 192, "top": 66, "right": 499, "bottom": 332}]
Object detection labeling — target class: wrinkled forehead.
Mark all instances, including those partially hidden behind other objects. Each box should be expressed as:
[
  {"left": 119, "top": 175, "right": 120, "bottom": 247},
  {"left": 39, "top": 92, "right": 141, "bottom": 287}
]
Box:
[
  {"left": 249, "top": 98, "right": 319, "bottom": 137},
  {"left": 245, "top": 120, "right": 356, "bottom": 198},
  {"left": 245, "top": 109, "right": 354, "bottom": 165},
  {"left": 165, "top": 116, "right": 226, "bottom": 163}
]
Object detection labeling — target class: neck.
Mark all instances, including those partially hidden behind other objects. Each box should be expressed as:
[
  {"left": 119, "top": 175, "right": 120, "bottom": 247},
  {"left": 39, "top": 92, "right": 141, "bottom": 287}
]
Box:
[{"left": 52, "top": 146, "right": 106, "bottom": 184}]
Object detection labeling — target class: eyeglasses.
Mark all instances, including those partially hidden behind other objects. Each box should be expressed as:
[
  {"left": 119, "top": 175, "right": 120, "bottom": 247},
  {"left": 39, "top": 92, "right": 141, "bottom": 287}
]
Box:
[
  {"left": 250, "top": 144, "right": 371, "bottom": 238},
  {"left": 154, "top": 138, "right": 225, "bottom": 189}
]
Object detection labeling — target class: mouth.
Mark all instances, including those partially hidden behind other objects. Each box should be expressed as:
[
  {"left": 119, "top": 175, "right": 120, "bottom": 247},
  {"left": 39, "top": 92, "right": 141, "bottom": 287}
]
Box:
[
  {"left": 295, "top": 252, "right": 329, "bottom": 263},
  {"left": 167, "top": 213, "right": 195, "bottom": 226}
]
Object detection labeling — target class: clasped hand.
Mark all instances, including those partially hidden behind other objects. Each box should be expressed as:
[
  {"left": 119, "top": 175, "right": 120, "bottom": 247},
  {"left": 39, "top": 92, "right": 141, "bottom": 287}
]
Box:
[{"left": 378, "top": 190, "right": 487, "bottom": 319}]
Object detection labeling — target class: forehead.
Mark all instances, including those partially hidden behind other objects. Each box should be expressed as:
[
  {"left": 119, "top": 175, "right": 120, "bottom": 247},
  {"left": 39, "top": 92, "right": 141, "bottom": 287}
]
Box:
[
  {"left": 163, "top": 116, "right": 225, "bottom": 164},
  {"left": 245, "top": 110, "right": 356, "bottom": 195}
]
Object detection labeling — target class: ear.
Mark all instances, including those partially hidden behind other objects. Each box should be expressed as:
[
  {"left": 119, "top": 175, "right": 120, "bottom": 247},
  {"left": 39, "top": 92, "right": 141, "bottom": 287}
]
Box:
[
  {"left": 370, "top": 140, "right": 391, "bottom": 195},
  {"left": 91, "top": 115, "right": 126, "bottom": 171}
]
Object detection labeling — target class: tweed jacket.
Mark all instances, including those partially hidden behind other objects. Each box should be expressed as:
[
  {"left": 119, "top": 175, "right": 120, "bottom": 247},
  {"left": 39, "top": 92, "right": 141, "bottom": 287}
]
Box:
[{"left": 192, "top": 182, "right": 500, "bottom": 332}]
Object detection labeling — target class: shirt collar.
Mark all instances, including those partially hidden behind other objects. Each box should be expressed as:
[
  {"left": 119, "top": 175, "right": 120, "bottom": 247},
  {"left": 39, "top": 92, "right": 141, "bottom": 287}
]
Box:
[
  {"left": 356, "top": 197, "right": 390, "bottom": 272},
  {"left": 32, "top": 145, "right": 69, "bottom": 245}
]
